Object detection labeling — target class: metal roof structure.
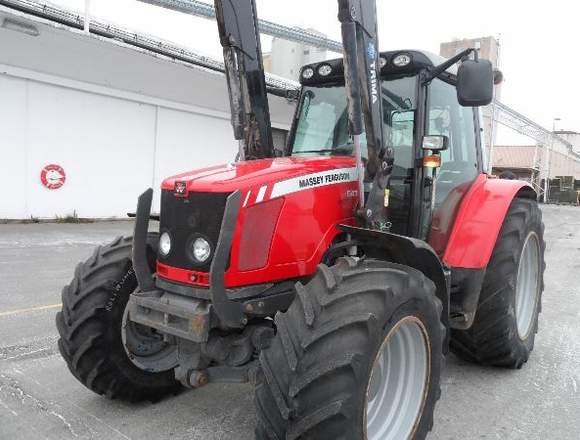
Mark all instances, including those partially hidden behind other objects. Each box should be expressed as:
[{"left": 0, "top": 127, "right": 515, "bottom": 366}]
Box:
[
  {"left": 140, "top": 0, "right": 343, "bottom": 52},
  {"left": 139, "top": 0, "right": 575, "bottom": 158},
  {"left": 0, "top": 0, "right": 298, "bottom": 91}
]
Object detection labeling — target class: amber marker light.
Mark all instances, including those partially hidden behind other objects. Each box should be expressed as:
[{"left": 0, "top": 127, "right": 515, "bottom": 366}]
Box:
[{"left": 423, "top": 155, "right": 442, "bottom": 168}]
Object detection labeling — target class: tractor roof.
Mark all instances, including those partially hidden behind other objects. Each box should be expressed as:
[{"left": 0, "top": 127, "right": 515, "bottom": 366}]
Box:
[{"left": 299, "top": 50, "right": 457, "bottom": 86}]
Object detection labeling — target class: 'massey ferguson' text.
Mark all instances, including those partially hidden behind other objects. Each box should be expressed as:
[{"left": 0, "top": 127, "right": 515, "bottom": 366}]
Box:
[{"left": 298, "top": 172, "right": 351, "bottom": 189}]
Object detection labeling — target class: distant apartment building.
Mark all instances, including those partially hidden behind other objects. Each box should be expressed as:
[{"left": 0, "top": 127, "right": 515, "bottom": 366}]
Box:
[
  {"left": 440, "top": 36, "right": 501, "bottom": 158},
  {"left": 263, "top": 29, "right": 328, "bottom": 81}
]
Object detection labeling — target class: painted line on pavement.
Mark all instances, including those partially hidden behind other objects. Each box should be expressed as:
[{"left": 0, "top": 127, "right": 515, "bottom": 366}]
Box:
[{"left": 0, "top": 304, "right": 62, "bottom": 318}]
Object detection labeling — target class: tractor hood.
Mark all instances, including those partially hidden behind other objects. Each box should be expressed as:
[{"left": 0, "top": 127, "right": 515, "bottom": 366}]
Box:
[{"left": 161, "top": 156, "right": 357, "bottom": 193}]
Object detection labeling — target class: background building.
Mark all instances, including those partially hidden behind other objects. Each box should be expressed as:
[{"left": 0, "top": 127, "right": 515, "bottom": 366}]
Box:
[
  {"left": 555, "top": 130, "right": 580, "bottom": 155},
  {"left": 0, "top": 3, "right": 295, "bottom": 220},
  {"left": 263, "top": 29, "right": 328, "bottom": 80},
  {"left": 492, "top": 145, "right": 580, "bottom": 179},
  {"left": 492, "top": 144, "right": 580, "bottom": 203},
  {"left": 440, "top": 36, "right": 501, "bottom": 157}
]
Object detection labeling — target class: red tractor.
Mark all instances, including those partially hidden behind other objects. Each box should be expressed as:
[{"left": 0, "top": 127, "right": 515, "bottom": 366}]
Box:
[{"left": 56, "top": 0, "right": 545, "bottom": 438}]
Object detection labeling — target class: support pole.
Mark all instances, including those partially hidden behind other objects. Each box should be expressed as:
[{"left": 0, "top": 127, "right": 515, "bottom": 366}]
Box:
[
  {"left": 84, "top": 0, "right": 91, "bottom": 34},
  {"left": 544, "top": 118, "right": 561, "bottom": 203}
]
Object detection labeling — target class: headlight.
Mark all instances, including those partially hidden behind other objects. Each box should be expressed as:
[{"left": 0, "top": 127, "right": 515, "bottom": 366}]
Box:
[
  {"left": 301, "top": 67, "right": 314, "bottom": 79},
  {"left": 393, "top": 53, "right": 411, "bottom": 67},
  {"left": 317, "top": 64, "right": 332, "bottom": 76},
  {"left": 159, "top": 232, "right": 171, "bottom": 257},
  {"left": 192, "top": 237, "right": 211, "bottom": 263}
]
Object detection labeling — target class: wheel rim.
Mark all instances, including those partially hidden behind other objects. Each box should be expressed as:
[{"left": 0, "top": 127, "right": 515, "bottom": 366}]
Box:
[
  {"left": 122, "top": 304, "right": 178, "bottom": 372},
  {"left": 365, "top": 316, "right": 430, "bottom": 440},
  {"left": 515, "top": 231, "right": 541, "bottom": 339}
]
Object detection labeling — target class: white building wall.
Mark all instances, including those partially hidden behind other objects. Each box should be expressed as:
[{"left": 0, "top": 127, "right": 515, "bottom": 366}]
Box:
[
  {"left": 28, "top": 80, "right": 157, "bottom": 219},
  {"left": 0, "top": 71, "right": 247, "bottom": 219},
  {"left": 0, "top": 7, "right": 295, "bottom": 219},
  {"left": 1, "top": 75, "right": 27, "bottom": 218},
  {"left": 152, "top": 107, "right": 238, "bottom": 210}
]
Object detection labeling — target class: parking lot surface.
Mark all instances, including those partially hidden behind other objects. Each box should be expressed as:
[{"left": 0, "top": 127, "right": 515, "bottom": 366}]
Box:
[{"left": 1, "top": 205, "right": 579, "bottom": 439}]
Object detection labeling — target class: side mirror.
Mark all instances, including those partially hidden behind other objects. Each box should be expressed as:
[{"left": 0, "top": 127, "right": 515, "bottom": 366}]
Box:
[
  {"left": 457, "top": 59, "right": 494, "bottom": 107},
  {"left": 422, "top": 135, "right": 449, "bottom": 152}
]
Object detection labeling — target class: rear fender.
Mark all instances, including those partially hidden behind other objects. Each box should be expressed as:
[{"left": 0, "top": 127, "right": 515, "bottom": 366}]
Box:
[
  {"left": 442, "top": 174, "right": 536, "bottom": 269},
  {"left": 442, "top": 175, "right": 536, "bottom": 329}
]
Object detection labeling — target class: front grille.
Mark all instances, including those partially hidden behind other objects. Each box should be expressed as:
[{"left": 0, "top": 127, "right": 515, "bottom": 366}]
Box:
[{"left": 159, "top": 190, "right": 230, "bottom": 272}]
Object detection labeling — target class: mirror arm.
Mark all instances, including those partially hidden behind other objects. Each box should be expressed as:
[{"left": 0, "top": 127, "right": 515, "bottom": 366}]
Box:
[
  {"left": 422, "top": 48, "right": 474, "bottom": 84},
  {"left": 266, "top": 86, "right": 300, "bottom": 102}
]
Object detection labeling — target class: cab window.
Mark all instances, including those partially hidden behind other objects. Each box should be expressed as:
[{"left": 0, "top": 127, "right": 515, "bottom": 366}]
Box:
[
  {"left": 427, "top": 79, "right": 478, "bottom": 207},
  {"left": 291, "top": 76, "right": 417, "bottom": 181}
]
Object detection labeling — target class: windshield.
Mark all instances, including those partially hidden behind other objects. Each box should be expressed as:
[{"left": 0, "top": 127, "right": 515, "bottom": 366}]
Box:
[{"left": 291, "top": 76, "right": 417, "bottom": 176}]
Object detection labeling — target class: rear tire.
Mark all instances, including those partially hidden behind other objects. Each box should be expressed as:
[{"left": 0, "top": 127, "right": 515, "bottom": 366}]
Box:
[
  {"left": 56, "top": 234, "right": 180, "bottom": 402},
  {"left": 451, "top": 198, "right": 545, "bottom": 368},
  {"left": 255, "top": 257, "right": 445, "bottom": 440}
]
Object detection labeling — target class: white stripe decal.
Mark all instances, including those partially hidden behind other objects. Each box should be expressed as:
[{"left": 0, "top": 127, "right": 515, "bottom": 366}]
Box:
[
  {"left": 270, "top": 167, "right": 358, "bottom": 199},
  {"left": 256, "top": 185, "right": 267, "bottom": 203},
  {"left": 243, "top": 191, "right": 252, "bottom": 207}
]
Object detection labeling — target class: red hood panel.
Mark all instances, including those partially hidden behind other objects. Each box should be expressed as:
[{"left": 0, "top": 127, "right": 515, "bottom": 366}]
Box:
[{"left": 161, "top": 156, "right": 357, "bottom": 192}]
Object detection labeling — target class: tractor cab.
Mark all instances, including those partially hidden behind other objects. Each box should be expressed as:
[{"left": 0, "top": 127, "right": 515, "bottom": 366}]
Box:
[{"left": 291, "top": 50, "right": 487, "bottom": 243}]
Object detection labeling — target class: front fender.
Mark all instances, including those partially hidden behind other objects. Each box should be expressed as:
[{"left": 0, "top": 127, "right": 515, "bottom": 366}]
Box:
[
  {"left": 442, "top": 174, "right": 536, "bottom": 269},
  {"left": 339, "top": 224, "right": 451, "bottom": 350}
]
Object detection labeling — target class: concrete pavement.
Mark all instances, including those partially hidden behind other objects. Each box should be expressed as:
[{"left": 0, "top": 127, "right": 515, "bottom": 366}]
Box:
[{"left": 1, "top": 205, "right": 579, "bottom": 439}]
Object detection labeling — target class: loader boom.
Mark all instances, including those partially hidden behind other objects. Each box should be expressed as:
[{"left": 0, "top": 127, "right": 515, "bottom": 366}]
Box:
[
  {"left": 338, "top": 0, "right": 394, "bottom": 231},
  {"left": 214, "top": 0, "right": 274, "bottom": 160}
]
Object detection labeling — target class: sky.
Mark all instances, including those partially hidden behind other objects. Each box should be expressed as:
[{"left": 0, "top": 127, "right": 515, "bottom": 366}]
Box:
[{"left": 51, "top": 0, "right": 579, "bottom": 144}]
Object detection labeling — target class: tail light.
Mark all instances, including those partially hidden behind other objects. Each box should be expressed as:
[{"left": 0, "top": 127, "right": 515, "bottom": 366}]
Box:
[{"left": 238, "top": 198, "right": 285, "bottom": 271}]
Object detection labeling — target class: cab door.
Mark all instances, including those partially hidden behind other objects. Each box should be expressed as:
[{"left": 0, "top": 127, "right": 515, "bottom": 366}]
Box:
[{"left": 426, "top": 78, "right": 482, "bottom": 255}]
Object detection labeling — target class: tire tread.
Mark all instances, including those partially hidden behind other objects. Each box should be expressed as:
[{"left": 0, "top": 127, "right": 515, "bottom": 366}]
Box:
[
  {"left": 255, "top": 257, "right": 444, "bottom": 440},
  {"left": 56, "top": 233, "right": 179, "bottom": 402}
]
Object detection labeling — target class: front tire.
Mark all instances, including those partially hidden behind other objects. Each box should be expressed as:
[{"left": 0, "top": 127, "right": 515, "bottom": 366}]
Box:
[
  {"left": 56, "top": 234, "right": 180, "bottom": 402},
  {"left": 451, "top": 198, "right": 546, "bottom": 368},
  {"left": 255, "top": 257, "right": 445, "bottom": 440}
]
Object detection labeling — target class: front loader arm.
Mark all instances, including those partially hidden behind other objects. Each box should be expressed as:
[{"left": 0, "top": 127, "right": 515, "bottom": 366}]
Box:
[
  {"left": 214, "top": 0, "right": 274, "bottom": 160},
  {"left": 337, "top": 0, "right": 393, "bottom": 231}
]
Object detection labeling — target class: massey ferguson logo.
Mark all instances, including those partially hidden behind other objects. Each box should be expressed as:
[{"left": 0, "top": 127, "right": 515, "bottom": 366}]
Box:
[{"left": 174, "top": 181, "right": 188, "bottom": 197}]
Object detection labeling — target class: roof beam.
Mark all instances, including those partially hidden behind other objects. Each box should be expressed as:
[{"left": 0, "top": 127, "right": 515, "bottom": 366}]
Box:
[
  {"left": 0, "top": 0, "right": 298, "bottom": 91},
  {"left": 138, "top": 0, "right": 343, "bottom": 52},
  {"left": 494, "top": 100, "right": 573, "bottom": 153}
]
